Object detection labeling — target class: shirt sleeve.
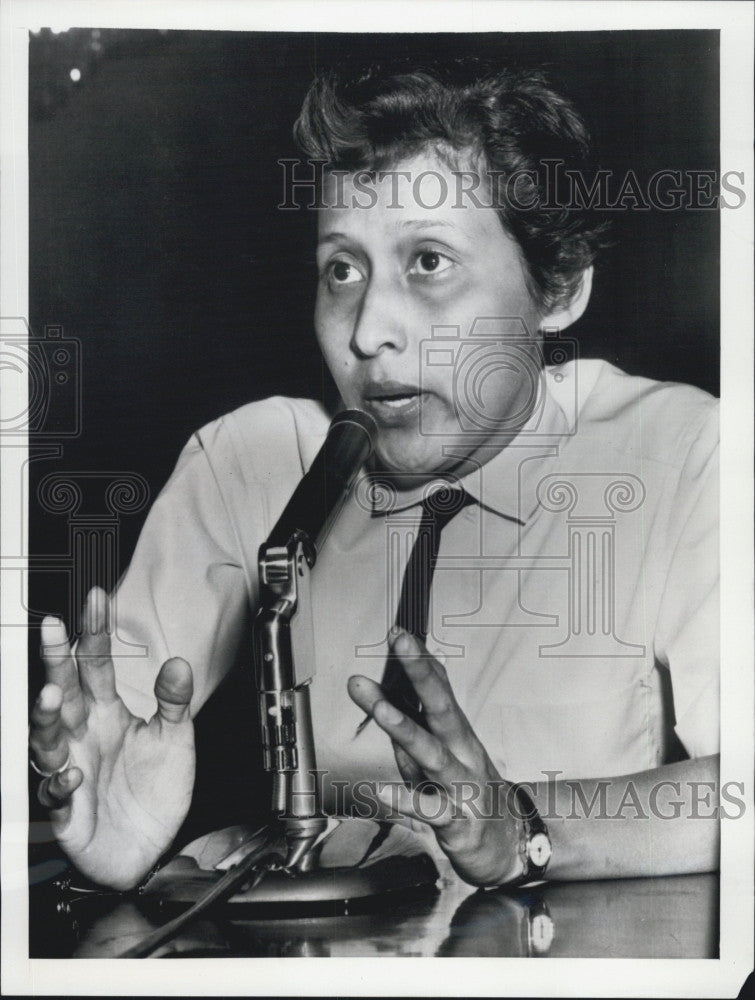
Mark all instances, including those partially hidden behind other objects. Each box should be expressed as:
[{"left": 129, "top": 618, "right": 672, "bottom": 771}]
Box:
[
  {"left": 108, "top": 420, "right": 260, "bottom": 720},
  {"left": 654, "top": 403, "right": 719, "bottom": 759},
  {"left": 107, "top": 396, "right": 330, "bottom": 721}
]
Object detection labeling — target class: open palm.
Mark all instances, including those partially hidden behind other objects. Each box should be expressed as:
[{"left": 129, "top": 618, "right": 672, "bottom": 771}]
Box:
[{"left": 30, "top": 588, "right": 195, "bottom": 891}]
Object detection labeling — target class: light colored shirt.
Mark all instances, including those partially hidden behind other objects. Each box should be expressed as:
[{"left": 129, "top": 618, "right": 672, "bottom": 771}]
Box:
[{"left": 110, "top": 359, "right": 719, "bottom": 810}]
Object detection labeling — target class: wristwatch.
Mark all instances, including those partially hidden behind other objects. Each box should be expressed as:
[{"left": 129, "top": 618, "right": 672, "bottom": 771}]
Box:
[{"left": 507, "top": 782, "right": 552, "bottom": 887}]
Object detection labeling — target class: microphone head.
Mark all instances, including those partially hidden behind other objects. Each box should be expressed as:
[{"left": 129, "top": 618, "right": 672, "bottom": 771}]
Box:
[
  {"left": 322, "top": 409, "right": 377, "bottom": 492},
  {"left": 328, "top": 408, "right": 378, "bottom": 440},
  {"left": 322, "top": 410, "right": 378, "bottom": 489},
  {"left": 265, "top": 408, "right": 377, "bottom": 553}
]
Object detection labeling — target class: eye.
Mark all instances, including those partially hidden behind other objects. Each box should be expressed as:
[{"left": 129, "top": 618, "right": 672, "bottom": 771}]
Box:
[
  {"left": 409, "top": 250, "right": 453, "bottom": 277},
  {"left": 325, "top": 259, "right": 364, "bottom": 286}
]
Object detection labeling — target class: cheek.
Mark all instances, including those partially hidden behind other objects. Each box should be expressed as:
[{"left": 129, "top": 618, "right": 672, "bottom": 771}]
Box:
[
  {"left": 314, "top": 298, "right": 347, "bottom": 370},
  {"left": 314, "top": 327, "right": 359, "bottom": 402},
  {"left": 478, "top": 278, "right": 539, "bottom": 330}
]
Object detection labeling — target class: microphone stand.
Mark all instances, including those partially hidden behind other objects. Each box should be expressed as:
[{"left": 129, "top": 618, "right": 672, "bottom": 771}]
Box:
[
  {"left": 142, "top": 412, "right": 439, "bottom": 913},
  {"left": 253, "top": 525, "right": 328, "bottom": 871}
]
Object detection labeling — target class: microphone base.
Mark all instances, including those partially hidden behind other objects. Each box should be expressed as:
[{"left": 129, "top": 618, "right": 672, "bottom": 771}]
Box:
[{"left": 141, "top": 819, "right": 440, "bottom": 914}]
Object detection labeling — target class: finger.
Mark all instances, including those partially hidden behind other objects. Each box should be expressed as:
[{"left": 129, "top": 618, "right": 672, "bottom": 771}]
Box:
[
  {"left": 29, "top": 683, "right": 69, "bottom": 774},
  {"left": 391, "top": 631, "right": 485, "bottom": 763},
  {"left": 373, "top": 697, "right": 461, "bottom": 780},
  {"left": 393, "top": 742, "right": 425, "bottom": 786},
  {"left": 76, "top": 587, "right": 118, "bottom": 703},
  {"left": 37, "top": 766, "right": 83, "bottom": 812},
  {"left": 154, "top": 657, "right": 193, "bottom": 727},
  {"left": 40, "top": 616, "right": 87, "bottom": 732},
  {"left": 347, "top": 673, "right": 385, "bottom": 716},
  {"left": 376, "top": 783, "right": 453, "bottom": 829},
  {"left": 350, "top": 675, "right": 467, "bottom": 787}
]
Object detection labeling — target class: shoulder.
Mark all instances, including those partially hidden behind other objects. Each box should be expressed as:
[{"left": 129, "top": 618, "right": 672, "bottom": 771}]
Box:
[
  {"left": 550, "top": 359, "right": 718, "bottom": 470},
  {"left": 187, "top": 396, "right": 331, "bottom": 475},
  {"left": 165, "top": 397, "right": 332, "bottom": 535}
]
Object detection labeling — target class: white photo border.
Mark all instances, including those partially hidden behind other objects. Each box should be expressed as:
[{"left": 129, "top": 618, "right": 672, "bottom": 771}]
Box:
[{"left": 2, "top": 1, "right": 752, "bottom": 996}]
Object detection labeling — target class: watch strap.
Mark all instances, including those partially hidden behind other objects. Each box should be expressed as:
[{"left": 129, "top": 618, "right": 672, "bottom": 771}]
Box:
[{"left": 507, "top": 782, "right": 551, "bottom": 887}]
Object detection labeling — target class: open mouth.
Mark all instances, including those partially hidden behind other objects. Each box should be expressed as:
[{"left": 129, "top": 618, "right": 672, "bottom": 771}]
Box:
[
  {"left": 361, "top": 382, "right": 426, "bottom": 424},
  {"left": 376, "top": 393, "right": 419, "bottom": 409}
]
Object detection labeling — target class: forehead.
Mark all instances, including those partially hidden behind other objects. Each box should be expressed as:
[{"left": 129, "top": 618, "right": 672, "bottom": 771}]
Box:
[{"left": 317, "top": 148, "right": 505, "bottom": 243}]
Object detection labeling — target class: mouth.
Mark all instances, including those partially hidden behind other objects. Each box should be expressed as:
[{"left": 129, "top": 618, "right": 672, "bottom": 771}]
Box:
[{"left": 361, "top": 381, "right": 426, "bottom": 424}]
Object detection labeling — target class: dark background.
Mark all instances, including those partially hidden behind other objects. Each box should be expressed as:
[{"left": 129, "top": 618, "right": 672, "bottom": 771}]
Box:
[{"left": 27, "top": 29, "right": 719, "bottom": 848}]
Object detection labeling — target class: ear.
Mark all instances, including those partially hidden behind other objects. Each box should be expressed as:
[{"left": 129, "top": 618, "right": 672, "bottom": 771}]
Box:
[{"left": 539, "top": 266, "right": 593, "bottom": 332}]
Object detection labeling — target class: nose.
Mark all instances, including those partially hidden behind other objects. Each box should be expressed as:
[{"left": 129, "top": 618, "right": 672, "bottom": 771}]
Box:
[{"left": 351, "top": 278, "right": 408, "bottom": 358}]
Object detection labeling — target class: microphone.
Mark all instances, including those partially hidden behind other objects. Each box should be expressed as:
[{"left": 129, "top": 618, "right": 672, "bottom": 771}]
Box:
[
  {"left": 254, "top": 409, "right": 377, "bottom": 844},
  {"left": 266, "top": 408, "right": 377, "bottom": 555}
]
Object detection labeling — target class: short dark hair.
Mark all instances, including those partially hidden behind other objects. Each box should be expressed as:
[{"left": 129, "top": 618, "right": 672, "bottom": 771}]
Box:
[{"left": 294, "top": 57, "right": 609, "bottom": 310}]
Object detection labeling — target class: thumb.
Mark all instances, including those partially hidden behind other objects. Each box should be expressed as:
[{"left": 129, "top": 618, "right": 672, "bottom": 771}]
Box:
[{"left": 153, "top": 657, "right": 193, "bottom": 725}]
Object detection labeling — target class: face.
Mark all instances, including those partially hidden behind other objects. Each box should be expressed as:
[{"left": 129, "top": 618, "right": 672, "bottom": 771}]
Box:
[{"left": 314, "top": 149, "right": 546, "bottom": 479}]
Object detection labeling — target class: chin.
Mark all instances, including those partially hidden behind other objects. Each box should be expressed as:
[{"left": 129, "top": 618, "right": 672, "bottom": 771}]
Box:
[{"left": 373, "top": 435, "right": 451, "bottom": 482}]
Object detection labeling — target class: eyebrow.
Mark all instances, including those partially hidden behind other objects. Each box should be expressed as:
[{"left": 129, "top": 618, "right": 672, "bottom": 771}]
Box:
[
  {"left": 317, "top": 231, "right": 350, "bottom": 248},
  {"left": 317, "top": 219, "right": 458, "bottom": 248},
  {"left": 397, "top": 219, "right": 456, "bottom": 231}
]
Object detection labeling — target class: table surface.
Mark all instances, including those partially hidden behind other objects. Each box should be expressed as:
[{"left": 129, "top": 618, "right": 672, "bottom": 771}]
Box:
[{"left": 31, "top": 853, "right": 718, "bottom": 959}]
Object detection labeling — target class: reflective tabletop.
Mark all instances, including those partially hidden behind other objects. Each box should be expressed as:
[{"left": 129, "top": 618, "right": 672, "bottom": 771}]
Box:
[{"left": 32, "top": 860, "right": 718, "bottom": 959}]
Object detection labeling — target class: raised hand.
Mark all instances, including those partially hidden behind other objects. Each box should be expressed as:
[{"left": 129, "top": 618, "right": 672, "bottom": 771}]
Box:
[
  {"left": 29, "top": 587, "right": 196, "bottom": 890},
  {"left": 348, "top": 630, "right": 522, "bottom": 887}
]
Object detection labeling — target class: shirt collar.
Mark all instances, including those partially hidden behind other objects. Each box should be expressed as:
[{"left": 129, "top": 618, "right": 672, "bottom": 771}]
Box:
[{"left": 368, "top": 368, "right": 570, "bottom": 523}]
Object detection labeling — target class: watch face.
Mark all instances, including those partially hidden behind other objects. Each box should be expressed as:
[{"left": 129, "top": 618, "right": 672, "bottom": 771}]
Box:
[
  {"left": 527, "top": 831, "right": 552, "bottom": 867},
  {"left": 529, "top": 912, "right": 555, "bottom": 955}
]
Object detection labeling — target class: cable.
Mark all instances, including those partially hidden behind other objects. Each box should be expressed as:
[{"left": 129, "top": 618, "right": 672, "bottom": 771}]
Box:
[{"left": 118, "top": 849, "right": 281, "bottom": 958}]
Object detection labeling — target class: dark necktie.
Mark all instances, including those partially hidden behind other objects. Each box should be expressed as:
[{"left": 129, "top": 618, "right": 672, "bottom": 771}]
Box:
[{"left": 357, "top": 486, "right": 474, "bottom": 734}]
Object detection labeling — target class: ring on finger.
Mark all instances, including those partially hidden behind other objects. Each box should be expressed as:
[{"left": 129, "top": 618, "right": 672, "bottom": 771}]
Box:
[{"left": 30, "top": 752, "right": 71, "bottom": 779}]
